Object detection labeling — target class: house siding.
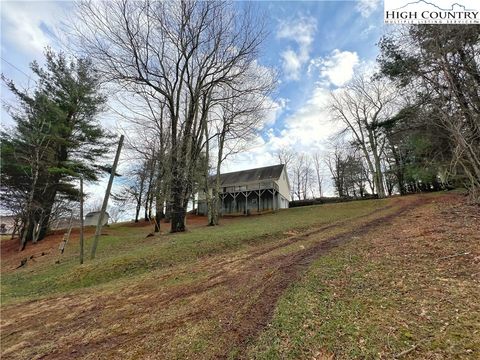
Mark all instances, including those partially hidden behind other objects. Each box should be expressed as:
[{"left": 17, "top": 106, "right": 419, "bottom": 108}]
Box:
[{"left": 276, "top": 167, "right": 291, "bottom": 205}]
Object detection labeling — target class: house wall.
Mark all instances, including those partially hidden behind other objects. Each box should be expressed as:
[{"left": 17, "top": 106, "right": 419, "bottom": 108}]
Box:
[
  {"left": 276, "top": 167, "right": 291, "bottom": 202},
  {"left": 278, "top": 194, "right": 289, "bottom": 209},
  {"left": 198, "top": 201, "right": 208, "bottom": 216}
]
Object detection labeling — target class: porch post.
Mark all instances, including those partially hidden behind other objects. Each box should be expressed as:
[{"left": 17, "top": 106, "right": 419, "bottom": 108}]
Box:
[
  {"left": 273, "top": 190, "right": 276, "bottom": 211},
  {"left": 258, "top": 190, "right": 260, "bottom": 213}
]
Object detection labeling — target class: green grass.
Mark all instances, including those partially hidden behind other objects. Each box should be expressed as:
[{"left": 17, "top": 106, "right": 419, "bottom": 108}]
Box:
[
  {"left": 1, "top": 198, "right": 390, "bottom": 304},
  {"left": 247, "top": 249, "right": 394, "bottom": 359},
  {"left": 247, "top": 199, "right": 480, "bottom": 359},
  {"left": 3, "top": 192, "right": 477, "bottom": 359}
]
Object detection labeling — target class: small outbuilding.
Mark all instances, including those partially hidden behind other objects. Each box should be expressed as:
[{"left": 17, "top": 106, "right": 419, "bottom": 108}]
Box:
[{"left": 84, "top": 211, "right": 109, "bottom": 227}]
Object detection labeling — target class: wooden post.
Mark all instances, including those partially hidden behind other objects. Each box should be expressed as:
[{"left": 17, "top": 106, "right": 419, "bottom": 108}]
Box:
[
  {"left": 244, "top": 192, "right": 248, "bottom": 215},
  {"left": 257, "top": 184, "right": 260, "bottom": 213},
  {"left": 79, "top": 177, "right": 84, "bottom": 264},
  {"left": 60, "top": 211, "right": 74, "bottom": 254},
  {"left": 90, "top": 135, "right": 124, "bottom": 260},
  {"left": 273, "top": 190, "right": 276, "bottom": 211}
]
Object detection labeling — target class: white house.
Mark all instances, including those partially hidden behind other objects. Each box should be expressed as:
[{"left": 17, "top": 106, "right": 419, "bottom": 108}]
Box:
[
  {"left": 84, "top": 211, "right": 109, "bottom": 226},
  {"left": 197, "top": 164, "right": 291, "bottom": 215}
]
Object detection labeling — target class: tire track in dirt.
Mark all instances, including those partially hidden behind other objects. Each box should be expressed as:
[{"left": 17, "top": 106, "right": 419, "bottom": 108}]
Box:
[
  {"left": 212, "top": 198, "right": 425, "bottom": 358},
  {"left": 91, "top": 198, "right": 423, "bottom": 359},
  {"left": 1, "top": 197, "right": 427, "bottom": 359}
]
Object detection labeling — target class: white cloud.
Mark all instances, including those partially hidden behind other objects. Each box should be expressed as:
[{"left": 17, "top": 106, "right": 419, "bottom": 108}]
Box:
[
  {"left": 226, "top": 84, "right": 341, "bottom": 169},
  {"left": 310, "top": 49, "right": 360, "bottom": 87},
  {"left": 262, "top": 97, "right": 288, "bottom": 128},
  {"left": 360, "top": 24, "right": 377, "bottom": 39},
  {"left": 280, "top": 49, "right": 303, "bottom": 81},
  {"left": 0, "top": 1, "right": 64, "bottom": 56},
  {"left": 320, "top": 50, "right": 359, "bottom": 87},
  {"left": 277, "top": 16, "right": 317, "bottom": 47},
  {"left": 356, "top": 0, "right": 380, "bottom": 18},
  {"left": 277, "top": 15, "right": 317, "bottom": 80},
  {"left": 270, "top": 87, "right": 341, "bottom": 150},
  {"left": 224, "top": 50, "right": 366, "bottom": 188},
  {"left": 223, "top": 84, "right": 341, "bottom": 195}
]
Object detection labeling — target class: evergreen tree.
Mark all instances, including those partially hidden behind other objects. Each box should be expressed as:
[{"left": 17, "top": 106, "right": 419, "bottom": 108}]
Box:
[
  {"left": 1, "top": 49, "right": 111, "bottom": 249},
  {"left": 378, "top": 25, "right": 480, "bottom": 202}
]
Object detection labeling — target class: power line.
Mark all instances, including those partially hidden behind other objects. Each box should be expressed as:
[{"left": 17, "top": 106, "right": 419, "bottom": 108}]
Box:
[
  {"left": 0, "top": 56, "right": 124, "bottom": 118},
  {"left": 0, "top": 57, "right": 37, "bottom": 84}
]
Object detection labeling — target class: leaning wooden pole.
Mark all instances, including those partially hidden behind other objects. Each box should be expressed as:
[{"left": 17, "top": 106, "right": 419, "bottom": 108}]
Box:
[
  {"left": 79, "top": 177, "right": 84, "bottom": 264},
  {"left": 90, "top": 135, "right": 124, "bottom": 260},
  {"left": 61, "top": 211, "right": 74, "bottom": 254}
]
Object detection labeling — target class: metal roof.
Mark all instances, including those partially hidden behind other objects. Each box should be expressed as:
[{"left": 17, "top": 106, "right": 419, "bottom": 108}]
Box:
[
  {"left": 216, "top": 164, "right": 285, "bottom": 186},
  {"left": 85, "top": 211, "right": 110, "bottom": 218}
]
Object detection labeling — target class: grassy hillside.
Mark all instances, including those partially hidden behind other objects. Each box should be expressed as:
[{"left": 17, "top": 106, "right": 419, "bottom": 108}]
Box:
[
  {"left": 247, "top": 195, "right": 480, "bottom": 359},
  {"left": 2, "top": 198, "right": 391, "bottom": 304},
  {"left": 1, "top": 193, "right": 479, "bottom": 359}
]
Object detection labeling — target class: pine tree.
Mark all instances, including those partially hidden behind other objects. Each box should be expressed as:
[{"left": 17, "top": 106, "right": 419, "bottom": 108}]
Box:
[{"left": 1, "top": 49, "right": 111, "bottom": 249}]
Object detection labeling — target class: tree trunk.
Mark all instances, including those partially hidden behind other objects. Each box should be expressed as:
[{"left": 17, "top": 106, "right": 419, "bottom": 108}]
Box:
[
  {"left": 154, "top": 166, "right": 165, "bottom": 233},
  {"left": 135, "top": 176, "right": 145, "bottom": 223},
  {"left": 37, "top": 189, "right": 56, "bottom": 241},
  {"left": 170, "top": 159, "right": 186, "bottom": 233},
  {"left": 211, "top": 135, "right": 224, "bottom": 226},
  {"left": 135, "top": 203, "right": 141, "bottom": 223},
  {"left": 368, "top": 129, "right": 386, "bottom": 198},
  {"left": 391, "top": 144, "right": 406, "bottom": 195},
  {"left": 154, "top": 193, "right": 164, "bottom": 233}
]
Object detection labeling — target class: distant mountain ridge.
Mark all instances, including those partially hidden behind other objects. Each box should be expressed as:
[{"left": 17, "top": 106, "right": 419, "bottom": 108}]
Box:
[{"left": 393, "top": 0, "right": 476, "bottom": 11}]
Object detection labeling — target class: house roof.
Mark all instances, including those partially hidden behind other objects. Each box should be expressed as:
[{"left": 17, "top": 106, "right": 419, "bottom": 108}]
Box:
[
  {"left": 85, "top": 211, "right": 110, "bottom": 218},
  {"left": 217, "top": 164, "right": 285, "bottom": 186}
]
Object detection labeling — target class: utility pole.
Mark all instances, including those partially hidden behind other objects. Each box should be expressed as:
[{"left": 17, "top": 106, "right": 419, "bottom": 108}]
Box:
[
  {"left": 90, "top": 135, "right": 124, "bottom": 259},
  {"left": 79, "top": 177, "right": 84, "bottom": 264}
]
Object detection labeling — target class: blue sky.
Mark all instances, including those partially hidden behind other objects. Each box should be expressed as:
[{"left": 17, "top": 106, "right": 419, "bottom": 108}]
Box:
[{"left": 0, "top": 0, "right": 386, "bottom": 204}]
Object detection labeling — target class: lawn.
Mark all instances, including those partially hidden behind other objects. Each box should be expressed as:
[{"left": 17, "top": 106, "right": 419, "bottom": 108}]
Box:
[
  {"left": 1, "top": 198, "right": 390, "bottom": 304},
  {"left": 1, "top": 192, "right": 479, "bottom": 359},
  {"left": 247, "top": 194, "right": 480, "bottom": 359}
]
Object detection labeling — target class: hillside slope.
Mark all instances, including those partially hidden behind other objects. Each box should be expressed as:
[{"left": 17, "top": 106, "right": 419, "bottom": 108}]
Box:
[{"left": 1, "top": 193, "right": 479, "bottom": 359}]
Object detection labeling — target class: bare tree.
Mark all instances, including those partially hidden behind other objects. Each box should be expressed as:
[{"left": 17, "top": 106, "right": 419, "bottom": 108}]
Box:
[
  {"left": 115, "top": 161, "right": 149, "bottom": 223},
  {"left": 325, "top": 140, "right": 371, "bottom": 198},
  {"left": 108, "top": 204, "right": 125, "bottom": 224},
  {"left": 73, "top": 0, "right": 271, "bottom": 231},
  {"left": 330, "top": 73, "right": 397, "bottom": 198},
  {"left": 86, "top": 197, "right": 103, "bottom": 214},
  {"left": 325, "top": 143, "right": 347, "bottom": 198},
  {"left": 115, "top": 89, "right": 172, "bottom": 232},
  {"left": 289, "top": 153, "right": 314, "bottom": 200},
  {"left": 275, "top": 148, "right": 296, "bottom": 169},
  {"left": 312, "top": 152, "right": 323, "bottom": 197},
  {"left": 205, "top": 71, "right": 276, "bottom": 225}
]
